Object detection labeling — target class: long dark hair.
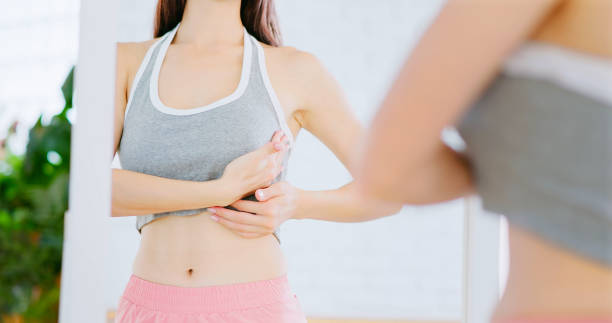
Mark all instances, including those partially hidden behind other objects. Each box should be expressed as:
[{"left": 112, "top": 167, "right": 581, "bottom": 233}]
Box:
[{"left": 153, "top": 0, "right": 282, "bottom": 46}]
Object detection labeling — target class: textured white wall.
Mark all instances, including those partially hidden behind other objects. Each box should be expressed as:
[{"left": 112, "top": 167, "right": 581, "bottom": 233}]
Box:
[{"left": 110, "top": 1, "right": 464, "bottom": 320}]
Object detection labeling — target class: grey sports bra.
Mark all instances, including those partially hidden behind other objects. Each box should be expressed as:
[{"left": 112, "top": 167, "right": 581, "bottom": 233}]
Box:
[{"left": 117, "top": 22, "right": 294, "bottom": 240}]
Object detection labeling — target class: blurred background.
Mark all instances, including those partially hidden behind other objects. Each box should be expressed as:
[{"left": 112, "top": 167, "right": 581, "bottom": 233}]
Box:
[
  {"left": 1, "top": 1, "right": 78, "bottom": 322},
  {"left": 0, "top": 1, "right": 494, "bottom": 322}
]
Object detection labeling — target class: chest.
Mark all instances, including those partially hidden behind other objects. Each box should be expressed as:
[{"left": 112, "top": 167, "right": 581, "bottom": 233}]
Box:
[
  {"left": 118, "top": 32, "right": 295, "bottom": 181},
  {"left": 118, "top": 97, "right": 281, "bottom": 181},
  {"left": 158, "top": 46, "right": 245, "bottom": 110},
  {"left": 146, "top": 46, "right": 300, "bottom": 129}
]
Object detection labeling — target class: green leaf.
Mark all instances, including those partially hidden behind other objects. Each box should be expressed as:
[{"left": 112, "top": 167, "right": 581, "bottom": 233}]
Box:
[{"left": 61, "top": 66, "right": 74, "bottom": 110}]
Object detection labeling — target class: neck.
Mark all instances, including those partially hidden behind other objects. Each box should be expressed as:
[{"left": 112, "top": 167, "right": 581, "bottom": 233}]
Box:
[{"left": 176, "top": 0, "right": 243, "bottom": 46}]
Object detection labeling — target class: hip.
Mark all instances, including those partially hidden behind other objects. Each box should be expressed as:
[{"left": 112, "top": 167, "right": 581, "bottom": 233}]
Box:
[
  {"left": 492, "top": 224, "right": 612, "bottom": 320},
  {"left": 114, "top": 273, "right": 306, "bottom": 323}
]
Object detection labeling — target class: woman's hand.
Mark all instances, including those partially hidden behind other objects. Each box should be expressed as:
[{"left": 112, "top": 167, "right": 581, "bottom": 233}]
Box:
[
  {"left": 218, "top": 130, "right": 290, "bottom": 205},
  {"left": 207, "top": 181, "right": 300, "bottom": 238}
]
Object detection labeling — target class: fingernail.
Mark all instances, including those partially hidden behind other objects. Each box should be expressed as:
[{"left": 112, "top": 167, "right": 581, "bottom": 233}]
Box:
[
  {"left": 274, "top": 143, "right": 283, "bottom": 150},
  {"left": 210, "top": 215, "right": 219, "bottom": 222},
  {"left": 257, "top": 190, "right": 264, "bottom": 199},
  {"left": 207, "top": 208, "right": 216, "bottom": 214}
]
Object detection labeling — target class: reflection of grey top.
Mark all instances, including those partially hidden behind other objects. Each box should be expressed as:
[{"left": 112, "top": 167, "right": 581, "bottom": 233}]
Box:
[
  {"left": 457, "top": 72, "right": 612, "bottom": 266},
  {"left": 117, "top": 22, "right": 294, "bottom": 240}
]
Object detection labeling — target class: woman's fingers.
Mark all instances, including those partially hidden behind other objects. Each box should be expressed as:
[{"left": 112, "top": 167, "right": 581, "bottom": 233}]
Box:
[
  {"left": 267, "top": 131, "right": 291, "bottom": 153},
  {"left": 209, "top": 207, "right": 275, "bottom": 236},
  {"left": 254, "top": 183, "right": 285, "bottom": 202},
  {"left": 273, "top": 142, "right": 284, "bottom": 151},
  {"left": 249, "top": 131, "right": 288, "bottom": 187},
  {"left": 266, "top": 131, "right": 287, "bottom": 153},
  {"left": 273, "top": 134, "right": 288, "bottom": 151},
  {"left": 279, "top": 134, "right": 290, "bottom": 149},
  {"left": 229, "top": 199, "right": 267, "bottom": 214},
  {"left": 271, "top": 131, "right": 291, "bottom": 151},
  {"left": 212, "top": 215, "right": 267, "bottom": 235},
  {"left": 271, "top": 130, "right": 282, "bottom": 143},
  {"left": 209, "top": 207, "right": 271, "bottom": 228},
  {"left": 273, "top": 135, "right": 289, "bottom": 165}
]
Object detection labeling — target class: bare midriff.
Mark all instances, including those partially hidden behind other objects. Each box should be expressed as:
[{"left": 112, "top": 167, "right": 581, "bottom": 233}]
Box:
[
  {"left": 492, "top": 225, "right": 612, "bottom": 320},
  {"left": 132, "top": 209, "right": 287, "bottom": 287}
]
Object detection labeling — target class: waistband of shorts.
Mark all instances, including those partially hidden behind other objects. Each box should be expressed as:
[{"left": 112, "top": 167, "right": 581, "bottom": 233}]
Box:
[
  {"left": 121, "top": 273, "right": 293, "bottom": 314},
  {"left": 495, "top": 319, "right": 612, "bottom": 323}
]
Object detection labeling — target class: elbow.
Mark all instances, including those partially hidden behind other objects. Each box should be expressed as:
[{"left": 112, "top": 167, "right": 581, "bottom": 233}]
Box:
[
  {"left": 110, "top": 201, "right": 130, "bottom": 218},
  {"left": 351, "top": 179, "right": 400, "bottom": 221},
  {"left": 373, "top": 200, "right": 404, "bottom": 219},
  {"left": 359, "top": 194, "right": 405, "bottom": 221},
  {"left": 110, "top": 204, "right": 120, "bottom": 218},
  {"left": 387, "top": 202, "right": 404, "bottom": 216}
]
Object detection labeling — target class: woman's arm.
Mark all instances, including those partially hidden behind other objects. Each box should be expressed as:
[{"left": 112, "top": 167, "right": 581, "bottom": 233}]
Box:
[
  {"left": 111, "top": 42, "right": 288, "bottom": 217},
  {"left": 112, "top": 170, "right": 229, "bottom": 217},
  {"left": 288, "top": 52, "right": 403, "bottom": 222},
  {"left": 208, "top": 50, "right": 404, "bottom": 237},
  {"left": 355, "top": 0, "right": 561, "bottom": 204}
]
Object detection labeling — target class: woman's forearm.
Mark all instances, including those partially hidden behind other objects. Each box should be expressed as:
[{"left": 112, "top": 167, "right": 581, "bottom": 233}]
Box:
[
  {"left": 111, "top": 168, "right": 234, "bottom": 217},
  {"left": 292, "top": 181, "right": 403, "bottom": 223},
  {"left": 373, "top": 141, "right": 474, "bottom": 205}
]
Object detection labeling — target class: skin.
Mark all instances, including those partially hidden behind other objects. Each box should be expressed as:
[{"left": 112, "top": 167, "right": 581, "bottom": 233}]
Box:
[
  {"left": 354, "top": 0, "right": 612, "bottom": 320},
  {"left": 112, "top": 0, "right": 401, "bottom": 287}
]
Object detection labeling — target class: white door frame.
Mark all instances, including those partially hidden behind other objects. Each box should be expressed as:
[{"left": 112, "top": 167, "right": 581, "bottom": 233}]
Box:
[
  {"left": 58, "top": 0, "right": 118, "bottom": 322},
  {"left": 463, "top": 196, "right": 502, "bottom": 323}
]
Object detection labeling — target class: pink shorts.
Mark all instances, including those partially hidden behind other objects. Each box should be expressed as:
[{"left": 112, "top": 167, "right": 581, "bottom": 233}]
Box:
[
  {"left": 496, "top": 320, "right": 612, "bottom": 323},
  {"left": 114, "top": 274, "right": 307, "bottom": 323}
]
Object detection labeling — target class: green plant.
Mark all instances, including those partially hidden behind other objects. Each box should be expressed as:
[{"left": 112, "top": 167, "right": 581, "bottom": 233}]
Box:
[{"left": 0, "top": 67, "right": 74, "bottom": 322}]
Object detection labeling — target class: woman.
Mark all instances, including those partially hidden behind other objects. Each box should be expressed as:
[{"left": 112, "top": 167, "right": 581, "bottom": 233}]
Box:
[
  {"left": 354, "top": 0, "right": 612, "bottom": 321},
  {"left": 112, "top": 0, "right": 400, "bottom": 322}
]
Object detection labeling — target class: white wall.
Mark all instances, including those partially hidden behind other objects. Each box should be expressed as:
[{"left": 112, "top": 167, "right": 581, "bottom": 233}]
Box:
[
  {"left": 109, "top": 1, "right": 465, "bottom": 320},
  {"left": 0, "top": 0, "right": 79, "bottom": 153}
]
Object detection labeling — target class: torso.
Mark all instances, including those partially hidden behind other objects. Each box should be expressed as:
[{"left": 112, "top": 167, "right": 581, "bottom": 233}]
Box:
[
  {"left": 499, "top": 0, "right": 612, "bottom": 318},
  {"left": 121, "top": 0, "right": 610, "bottom": 289},
  {"left": 133, "top": 214, "right": 287, "bottom": 286},
  {"left": 121, "top": 32, "right": 306, "bottom": 287}
]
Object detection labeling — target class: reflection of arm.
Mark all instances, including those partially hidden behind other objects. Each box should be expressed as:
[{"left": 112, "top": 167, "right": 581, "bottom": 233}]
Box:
[
  {"left": 283, "top": 51, "right": 403, "bottom": 222},
  {"left": 111, "top": 169, "right": 231, "bottom": 217},
  {"left": 110, "top": 42, "right": 234, "bottom": 217},
  {"left": 356, "top": 0, "right": 560, "bottom": 204}
]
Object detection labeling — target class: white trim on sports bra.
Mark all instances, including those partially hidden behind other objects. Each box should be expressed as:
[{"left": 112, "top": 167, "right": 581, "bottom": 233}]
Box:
[
  {"left": 123, "top": 23, "right": 295, "bottom": 148},
  {"left": 251, "top": 36, "right": 296, "bottom": 147},
  {"left": 123, "top": 36, "right": 165, "bottom": 125},
  {"left": 503, "top": 41, "right": 612, "bottom": 106},
  {"left": 149, "top": 22, "right": 253, "bottom": 116}
]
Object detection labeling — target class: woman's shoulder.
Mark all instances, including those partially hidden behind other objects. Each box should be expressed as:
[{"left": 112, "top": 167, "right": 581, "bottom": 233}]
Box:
[
  {"left": 116, "top": 38, "right": 161, "bottom": 71},
  {"left": 260, "top": 43, "right": 331, "bottom": 90},
  {"left": 262, "top": 44, "right": 324, "bottom": 75},
  {"left": 115, "top": 38, "right": 163, "bottom": 95},
  {"left": 259, "top": 42, "right": 345, "bottom": 115}
]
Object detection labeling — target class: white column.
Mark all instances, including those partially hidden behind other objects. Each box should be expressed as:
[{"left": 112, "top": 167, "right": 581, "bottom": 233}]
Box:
[
  {"left": 58, "top": 0, "right": 118, "bottom": 321},
  {"left": 463, "top": 196, "right": 502, "bottom": 323}
]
